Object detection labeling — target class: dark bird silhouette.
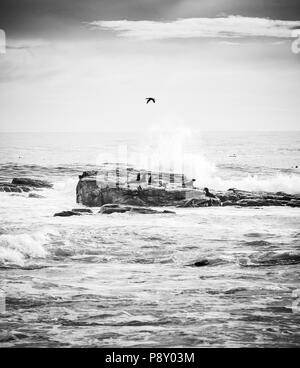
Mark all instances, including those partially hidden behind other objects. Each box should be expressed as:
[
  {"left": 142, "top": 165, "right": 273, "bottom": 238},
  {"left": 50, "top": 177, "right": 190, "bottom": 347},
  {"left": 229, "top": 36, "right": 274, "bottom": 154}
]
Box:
[
  {"left": 203, "top": 187, "right": 216, "bottom": 198},
  {"left": 146, "top": 97, "right": 155, "bottom": 104}
]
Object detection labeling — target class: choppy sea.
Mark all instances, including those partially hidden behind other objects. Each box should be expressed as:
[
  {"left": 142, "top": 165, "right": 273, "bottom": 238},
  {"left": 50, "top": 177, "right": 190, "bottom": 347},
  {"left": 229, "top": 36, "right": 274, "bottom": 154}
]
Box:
[{"left": 0, "top": 131, "right": 300, "bottom": 347}]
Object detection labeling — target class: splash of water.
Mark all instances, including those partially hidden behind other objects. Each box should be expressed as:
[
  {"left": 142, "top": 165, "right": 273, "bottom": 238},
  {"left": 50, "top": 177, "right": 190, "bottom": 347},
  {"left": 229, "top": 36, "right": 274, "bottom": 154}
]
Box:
[{"left": 0, "top": 232, "right": 49, "bottom": 267}]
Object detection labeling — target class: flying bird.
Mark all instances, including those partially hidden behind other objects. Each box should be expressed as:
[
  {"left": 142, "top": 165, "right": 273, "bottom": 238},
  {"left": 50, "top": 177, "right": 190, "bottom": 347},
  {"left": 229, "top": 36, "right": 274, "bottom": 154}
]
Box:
[{"left": 146, "top": 97, "right": 155, "bottom": 104}]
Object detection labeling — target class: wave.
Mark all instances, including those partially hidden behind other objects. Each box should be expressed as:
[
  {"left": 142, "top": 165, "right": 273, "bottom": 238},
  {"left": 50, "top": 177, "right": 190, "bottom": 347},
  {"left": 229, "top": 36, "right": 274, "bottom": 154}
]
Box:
[
  {"left": 195, "top": 172, "right": 300, "bottom": 194},
  {"left": 0, "top": 232, "right": 48, "bottom": 267}
]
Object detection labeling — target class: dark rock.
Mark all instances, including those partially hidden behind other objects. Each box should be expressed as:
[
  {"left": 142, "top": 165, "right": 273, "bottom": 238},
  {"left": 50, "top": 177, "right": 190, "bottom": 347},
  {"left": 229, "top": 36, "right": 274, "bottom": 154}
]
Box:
[
  {"left": 76, "top": 171, "right": 300, "bottom": 208},
  {"left": 20, "top": 186, "right": 31, "bottom": 192},
  {"left": 99, "top": 204, "right": 176, "bottom": 215},
  {"left": 77, "top": 177, "right": 189, "bottom": 207},
  {"left": 129, "top": 207, "right": 161, "bottom": 214},
  {"left": 71, "top": 208, "right": 93, "bottom": 213},
  {"left": 12, "top": 178, "right": 53, "bottom": 188},
  {"left": 79, "top": 171, "right": 98, "bottom": 179},
  {"left": 288, "top": 200, "right": 300, "bottom": 208},
  {"left": 54, "top": 211, "right": 82, "bottom": 217},
  {"left": 118, "top": 197, "right": 147, "bottom": 206},
  {"left": 186, "top": 259, "right": 210, "bottom": 267},
  {"left": 99, "top": 205, "right": 130, "bottom": 214},
  {"left": 0, "top": 182, "right": 31, "bottom": 193},
  {"left": 177, "top": 197, "right": 221, "bottom": 207},
  {"left": 236, "top": 199, "right": 271, "bottom": 207}
]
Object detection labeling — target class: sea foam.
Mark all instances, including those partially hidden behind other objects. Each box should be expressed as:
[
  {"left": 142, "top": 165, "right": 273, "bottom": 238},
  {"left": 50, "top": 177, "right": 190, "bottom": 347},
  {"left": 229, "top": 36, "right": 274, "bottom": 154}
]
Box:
[{"left": 0, "top": 232, "right": 48, "bottom": 266}]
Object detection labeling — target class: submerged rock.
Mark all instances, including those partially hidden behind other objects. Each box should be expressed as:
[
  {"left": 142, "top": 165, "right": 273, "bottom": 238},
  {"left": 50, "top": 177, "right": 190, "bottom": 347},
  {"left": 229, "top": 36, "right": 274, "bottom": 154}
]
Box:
[
  {"left": 54, "top": 211, "right": 82, "bottom": 217},
  {"left": 71, "top": 208, "right": 93, "bottom": 214},
  {"left": 99, "top": 204, "right": 176, "bottom": 215},
  {"left": 186, "top": 259, "right": 210, "bottom": 267},
  {"left": 12, "top": 178, "right": 53, "bottom": 188}
]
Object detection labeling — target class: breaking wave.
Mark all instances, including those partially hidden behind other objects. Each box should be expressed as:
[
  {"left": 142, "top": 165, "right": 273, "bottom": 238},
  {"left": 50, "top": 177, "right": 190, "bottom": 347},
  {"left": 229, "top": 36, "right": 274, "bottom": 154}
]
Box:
[
  {"left": 195, "top": 172, "right": 300, "bottom": 194},
  {"left": 0, "top": 232, "right": 48, "bottom": 267}
]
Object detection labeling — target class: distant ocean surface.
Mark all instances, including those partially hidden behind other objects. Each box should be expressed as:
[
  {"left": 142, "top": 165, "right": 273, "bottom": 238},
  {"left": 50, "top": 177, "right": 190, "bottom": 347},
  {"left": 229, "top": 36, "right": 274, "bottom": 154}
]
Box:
[{"left": 0, "top": 131, "right": 300, "bottom": 347}]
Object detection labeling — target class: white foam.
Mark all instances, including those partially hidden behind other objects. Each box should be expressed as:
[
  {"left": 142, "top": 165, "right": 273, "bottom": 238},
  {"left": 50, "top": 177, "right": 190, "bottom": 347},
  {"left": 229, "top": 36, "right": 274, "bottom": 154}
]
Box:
[
  {"left": 0, "top": 232, "right": 48, "bottom": 266},
  {"left": 195, "top": 172, "right": 300, "bottom": 194}
]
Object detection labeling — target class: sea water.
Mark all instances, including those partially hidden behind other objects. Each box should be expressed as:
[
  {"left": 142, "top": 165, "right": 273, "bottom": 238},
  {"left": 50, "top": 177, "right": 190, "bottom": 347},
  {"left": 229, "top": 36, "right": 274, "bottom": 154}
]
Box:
[{"left": 0, "top": 131, "right": 299, "bottom": 347}]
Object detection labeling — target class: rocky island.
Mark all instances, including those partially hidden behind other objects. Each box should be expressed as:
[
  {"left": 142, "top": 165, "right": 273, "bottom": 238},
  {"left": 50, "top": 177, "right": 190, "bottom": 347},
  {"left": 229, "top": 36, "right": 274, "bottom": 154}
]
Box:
[{"left": 76, "top": 170, "right": 300, "bottom": 209}]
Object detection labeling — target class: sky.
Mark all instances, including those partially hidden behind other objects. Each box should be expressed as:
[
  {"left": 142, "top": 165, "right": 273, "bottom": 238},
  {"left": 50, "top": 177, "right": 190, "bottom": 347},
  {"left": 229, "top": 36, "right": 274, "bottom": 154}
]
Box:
[{"left": 0, "top": 0, "right": 300, "bottom": 132}]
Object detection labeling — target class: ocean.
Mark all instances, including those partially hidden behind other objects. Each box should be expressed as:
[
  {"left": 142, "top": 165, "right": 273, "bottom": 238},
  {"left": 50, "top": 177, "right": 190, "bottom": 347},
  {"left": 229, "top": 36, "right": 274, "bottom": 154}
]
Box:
[{"left": 0, "top": 131, "right": 300, "bottom": 347}]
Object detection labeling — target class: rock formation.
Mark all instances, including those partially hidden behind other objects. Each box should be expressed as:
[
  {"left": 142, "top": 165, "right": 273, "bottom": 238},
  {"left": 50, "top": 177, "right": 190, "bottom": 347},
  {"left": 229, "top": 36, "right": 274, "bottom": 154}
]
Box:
[
  {"left": 76, "top": 171, "right": 300, "bottom": 208},
  {"left": 0, "top": 178, "right": 53, "bottom": 193},
  {"left": 99, "top": 204, "right": 176, "bottom": 215},
  {"left": 54, "top": 211, "right": 82, "bottom": 217},
  {"left": 12, "top": 178, "right": 53, "bottom": 188},
  {"left": 0, "top": 183, "right": 31, "bottom": 193}
]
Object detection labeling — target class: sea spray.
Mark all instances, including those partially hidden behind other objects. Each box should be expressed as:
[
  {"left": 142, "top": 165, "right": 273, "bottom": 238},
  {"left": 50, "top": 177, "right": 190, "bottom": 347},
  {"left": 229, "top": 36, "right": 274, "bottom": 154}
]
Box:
[
  {"left": 0, "top": 232, "right": 49, "bottom": 267},
  {"left": 92, "top": 120, "right": 300, "bottom": 194},
  {"left": 194, "top": 172, "right": 300, "bottom": 194}
]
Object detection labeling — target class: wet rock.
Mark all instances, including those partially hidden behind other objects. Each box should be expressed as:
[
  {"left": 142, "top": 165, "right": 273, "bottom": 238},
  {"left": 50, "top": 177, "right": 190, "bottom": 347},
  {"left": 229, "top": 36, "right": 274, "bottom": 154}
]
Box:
[
  {"left": 236, "top": 199, "right": 270, "bottom": 207},
  {"left": 99, "top": 204, "right": 176, "bottom": 215},
  {"left": 12, "top": 178, "right": 53, "bottom": 188},
  {"left": 77, "top": 180, "right": 188, "bottom": 207},
  {"left": 288, "top": 200, "right": 300, "bottom": 208},
  {"left": 99, "top": 205, "right": 131, "bottom": 214},
  {"left": 186, "top": 259, "right": 209, "bottom": 267},
  {"left": 118, "top": 197, "right": 147, "bottom": 206},
  {"left": 0, "top": 183, "right": 31, "bottom": 193},
  {"left": 177, "top": 197, "right": 221, "bottom": 208},
  {"left": 78, "top": 170, "right": 98, "bottom": 179},
  {"left": 54, "top": 211, "right": 82, "bottom": 217},
  {"left": 71, "top": 208, "right": 93, "bottom": 213},
  {"left": 76, "top": 171, "right": 300, "bottom": 208}
]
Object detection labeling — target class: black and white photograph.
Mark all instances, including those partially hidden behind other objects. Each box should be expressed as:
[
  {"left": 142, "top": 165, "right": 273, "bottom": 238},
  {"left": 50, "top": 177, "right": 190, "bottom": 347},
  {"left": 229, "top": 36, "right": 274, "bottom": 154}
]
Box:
[{"left": 0, "top": 0, "right": 300, "bottom": 351}]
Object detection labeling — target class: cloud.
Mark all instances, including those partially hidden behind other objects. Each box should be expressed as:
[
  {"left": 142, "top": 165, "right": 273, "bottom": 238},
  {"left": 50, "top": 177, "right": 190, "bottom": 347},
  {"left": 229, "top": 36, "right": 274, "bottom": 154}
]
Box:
[{"left": 87, "top": 16, "right": 300, "bottom": 40}]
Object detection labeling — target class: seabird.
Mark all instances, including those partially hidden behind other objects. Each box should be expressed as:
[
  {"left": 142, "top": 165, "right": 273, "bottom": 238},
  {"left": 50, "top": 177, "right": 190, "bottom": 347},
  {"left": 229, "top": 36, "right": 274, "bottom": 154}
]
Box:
[
  {"left": 146, "top": 97, "right": 155, "bottom": 104},
  {"left": 203, "top": 187, "right": 216, "bottom": 198}
]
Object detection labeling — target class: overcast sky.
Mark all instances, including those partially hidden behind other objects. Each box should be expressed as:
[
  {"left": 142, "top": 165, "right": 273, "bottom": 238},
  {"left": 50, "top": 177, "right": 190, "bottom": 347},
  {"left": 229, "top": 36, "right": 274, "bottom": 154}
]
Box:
[{"left": 0, "top": 0, "right": 300, "bottom": 132}]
